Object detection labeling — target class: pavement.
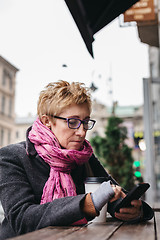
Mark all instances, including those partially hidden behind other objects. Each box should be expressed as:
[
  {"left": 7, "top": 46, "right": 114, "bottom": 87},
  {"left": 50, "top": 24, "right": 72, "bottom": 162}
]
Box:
[{"left": 0, "top": 203, "right": 4, "bottom": 223}]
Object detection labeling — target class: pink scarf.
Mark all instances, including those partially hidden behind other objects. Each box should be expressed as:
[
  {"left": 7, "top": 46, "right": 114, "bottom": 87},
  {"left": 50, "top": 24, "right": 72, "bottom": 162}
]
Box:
[{"left": 28, "top": 118, "right": 93, "bottom": 224}]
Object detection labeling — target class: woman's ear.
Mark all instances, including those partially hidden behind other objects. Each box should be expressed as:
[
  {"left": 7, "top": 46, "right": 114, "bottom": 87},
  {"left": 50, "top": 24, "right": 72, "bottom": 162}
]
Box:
[{"left": 41, "top": 115, "right": 51, "bottom": 129}]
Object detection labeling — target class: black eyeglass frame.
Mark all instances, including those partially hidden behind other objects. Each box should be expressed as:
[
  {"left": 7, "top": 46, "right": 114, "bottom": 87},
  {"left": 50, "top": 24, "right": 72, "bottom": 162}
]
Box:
[{"left": 50, "top": 115, "right": 96, "bottom": 130}]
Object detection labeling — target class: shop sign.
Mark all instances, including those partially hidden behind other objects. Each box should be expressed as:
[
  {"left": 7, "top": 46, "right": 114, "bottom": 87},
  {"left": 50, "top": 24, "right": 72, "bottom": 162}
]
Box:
[{"left": 124, "top": 0, "right": 155, "bottom": 22}]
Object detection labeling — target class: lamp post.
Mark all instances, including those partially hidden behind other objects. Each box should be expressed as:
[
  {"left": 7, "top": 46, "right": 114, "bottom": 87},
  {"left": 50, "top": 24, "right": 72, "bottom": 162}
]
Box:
[
  {"left": 62, "top": 64, "right": 67, "bottom": 68},
  {"left": 143, "top": 77, "right": 156, "bottom": 204},
  {"left": 90, "top": 82, "right": 98, "bottom": 92}
]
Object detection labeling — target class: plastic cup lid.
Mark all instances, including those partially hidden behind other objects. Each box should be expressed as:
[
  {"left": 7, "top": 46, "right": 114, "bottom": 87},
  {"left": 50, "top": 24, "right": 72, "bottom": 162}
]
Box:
[{"left": 84, "top": 177, "right": 110, "bottom": 183}]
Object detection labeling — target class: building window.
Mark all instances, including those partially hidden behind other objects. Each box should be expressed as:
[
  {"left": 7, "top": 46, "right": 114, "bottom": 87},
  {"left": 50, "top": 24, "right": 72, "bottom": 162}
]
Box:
[
  {"left": 2, "top": 69, "right": 13, "bottom": 89},
  {"left": 8, "top": 98, "right": 12, "bottom": 117},
  {"left": 0, "top": 129, "right": 4, "bottom": 146},
  {"left": 9, "top": 78, "right": 13, "bottom": 90},
  {"left": 2, "top": 70, "right": 6, "bottom": 86},
  {"left": 16, "top": 131, "right": 19, "bottom": 139},
  {"left": 1, "top": 95, "right": 5, "bottom": 114},
  {"left": 8, "top": 130, "right": 11, "bottom": 144}
]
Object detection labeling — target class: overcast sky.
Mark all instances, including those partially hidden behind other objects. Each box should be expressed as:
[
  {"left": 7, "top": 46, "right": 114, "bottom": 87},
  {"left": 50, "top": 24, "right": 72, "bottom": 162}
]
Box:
[{"left": 0, "top": 0, "right": 150, "bottom": 117}]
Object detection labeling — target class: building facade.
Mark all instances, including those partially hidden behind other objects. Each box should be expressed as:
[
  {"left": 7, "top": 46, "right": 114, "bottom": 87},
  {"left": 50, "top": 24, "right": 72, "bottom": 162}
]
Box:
[
  {"left": 148, "top": 46, "right": 160, "bottom": 200},
  {"left": 0, "top": 56, "right": 19, "bottom": 148},
  {"left": 14, "top": 115, "right": 36, "bottom": 144}
]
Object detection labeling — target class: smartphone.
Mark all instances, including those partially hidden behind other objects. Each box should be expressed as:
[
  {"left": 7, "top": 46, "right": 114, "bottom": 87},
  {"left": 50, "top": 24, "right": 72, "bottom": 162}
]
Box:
[{"left": 115, "top": 183, "right": 150, "bottom": 212}]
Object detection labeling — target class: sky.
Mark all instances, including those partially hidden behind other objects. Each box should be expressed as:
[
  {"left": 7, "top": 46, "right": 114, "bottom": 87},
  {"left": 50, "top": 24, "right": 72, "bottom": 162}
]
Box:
[{"left": 0, "top": 0, "right": 150, "bottom": 117}]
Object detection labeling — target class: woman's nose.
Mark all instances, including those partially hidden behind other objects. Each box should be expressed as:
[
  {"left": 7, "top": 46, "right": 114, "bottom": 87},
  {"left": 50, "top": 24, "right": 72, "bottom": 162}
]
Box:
[{"left": 75, "top": 123, "right": 86, "bottom": 136}]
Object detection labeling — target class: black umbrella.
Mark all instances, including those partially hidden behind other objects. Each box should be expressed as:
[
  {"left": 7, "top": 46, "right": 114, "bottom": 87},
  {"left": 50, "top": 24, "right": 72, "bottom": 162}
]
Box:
[{"left": 64, "top": 0, "right": 140, "bottom": 57}]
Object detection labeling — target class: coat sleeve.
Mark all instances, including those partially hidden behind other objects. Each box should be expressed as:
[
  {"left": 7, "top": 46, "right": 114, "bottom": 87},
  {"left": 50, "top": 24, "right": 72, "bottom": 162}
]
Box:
[
  {"left": 0, "top": 144, "right": 86, "bottom": 237},
  {"left": 89, "top": 154, "right": 154, "bottom": 222}
]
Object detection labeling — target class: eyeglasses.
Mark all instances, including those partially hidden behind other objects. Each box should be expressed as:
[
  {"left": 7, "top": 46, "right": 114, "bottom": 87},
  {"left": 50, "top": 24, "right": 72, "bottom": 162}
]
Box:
[{"left": 52, "top": 116, "right": 96, "bottom": 130}]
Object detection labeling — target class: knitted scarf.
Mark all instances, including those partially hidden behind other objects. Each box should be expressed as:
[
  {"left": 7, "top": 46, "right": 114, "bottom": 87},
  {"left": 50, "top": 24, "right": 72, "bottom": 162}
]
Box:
[{"left": 28, "top": 117, "right": 93, "bottom": 224}]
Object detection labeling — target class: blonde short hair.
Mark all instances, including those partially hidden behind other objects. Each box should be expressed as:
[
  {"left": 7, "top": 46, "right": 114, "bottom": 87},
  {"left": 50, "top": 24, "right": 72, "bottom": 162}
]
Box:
[{"left": 37, "top": 80, "right": 92, "bottom": 120}]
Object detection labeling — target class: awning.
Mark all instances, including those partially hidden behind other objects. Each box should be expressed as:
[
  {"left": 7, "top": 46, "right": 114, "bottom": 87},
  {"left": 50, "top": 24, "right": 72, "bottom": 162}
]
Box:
[
  {"left": 137, "top": 16, "right": 159, "bottom": 48},
  {"left": 64, "top": 0, "right": 140, "bottom": 57}
]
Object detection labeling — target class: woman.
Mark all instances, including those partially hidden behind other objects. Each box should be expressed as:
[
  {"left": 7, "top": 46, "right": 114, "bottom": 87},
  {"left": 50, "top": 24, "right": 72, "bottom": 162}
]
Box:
[{"left": 0, "top": 80, "right": 153, "bottom": 239}]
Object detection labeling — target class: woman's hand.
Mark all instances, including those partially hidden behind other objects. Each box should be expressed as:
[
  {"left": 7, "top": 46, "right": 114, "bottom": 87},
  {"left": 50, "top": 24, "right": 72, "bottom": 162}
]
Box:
[
  {"left": 114, "top": 199, "right": 142, "bottom": 221},
  {"left": 110, "top": 185, "right": 126, "bottom": 202},
  {"left": 110, "top": 185, "right": 142, "bottom": 221}
]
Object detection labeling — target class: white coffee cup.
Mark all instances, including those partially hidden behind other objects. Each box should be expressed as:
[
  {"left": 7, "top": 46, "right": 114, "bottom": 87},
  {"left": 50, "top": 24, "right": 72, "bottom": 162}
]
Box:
[{"left": 84, "top": 177, "right": 109, "bottom": 223}]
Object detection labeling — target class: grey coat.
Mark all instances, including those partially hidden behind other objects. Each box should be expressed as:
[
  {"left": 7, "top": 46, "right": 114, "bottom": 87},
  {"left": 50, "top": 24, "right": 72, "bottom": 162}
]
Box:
[{"left": 0, "top": 132, "right": 154, "bottom": 239}]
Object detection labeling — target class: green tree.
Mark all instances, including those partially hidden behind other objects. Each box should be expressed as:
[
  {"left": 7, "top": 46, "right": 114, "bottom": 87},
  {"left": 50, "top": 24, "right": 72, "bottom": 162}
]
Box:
[{"left": 90, "top": 115, "right": 136, "bottom": 191}]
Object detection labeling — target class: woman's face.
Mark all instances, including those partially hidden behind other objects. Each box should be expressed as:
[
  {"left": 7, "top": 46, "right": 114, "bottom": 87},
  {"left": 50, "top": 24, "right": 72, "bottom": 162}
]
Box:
[{"left": 50, "top": 103, "right": 90, "bottom": 150}]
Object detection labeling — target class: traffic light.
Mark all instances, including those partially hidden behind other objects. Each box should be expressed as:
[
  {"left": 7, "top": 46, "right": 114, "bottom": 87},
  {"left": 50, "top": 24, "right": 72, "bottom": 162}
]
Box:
[
  {"left": 134, "top": 170, "right": 142, "bottom": 178},
  {"left": 133, "top": 161, "right": 142, "bottom": 178},
  {"left": 134, "top": 131, "right": 144, "bottom": 149}
]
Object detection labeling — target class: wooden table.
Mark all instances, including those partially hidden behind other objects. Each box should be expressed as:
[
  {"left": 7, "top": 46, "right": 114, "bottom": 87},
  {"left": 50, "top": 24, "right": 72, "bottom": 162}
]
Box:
[{"left": 8, "top": 208, "right": 160, "bottom": 240}]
